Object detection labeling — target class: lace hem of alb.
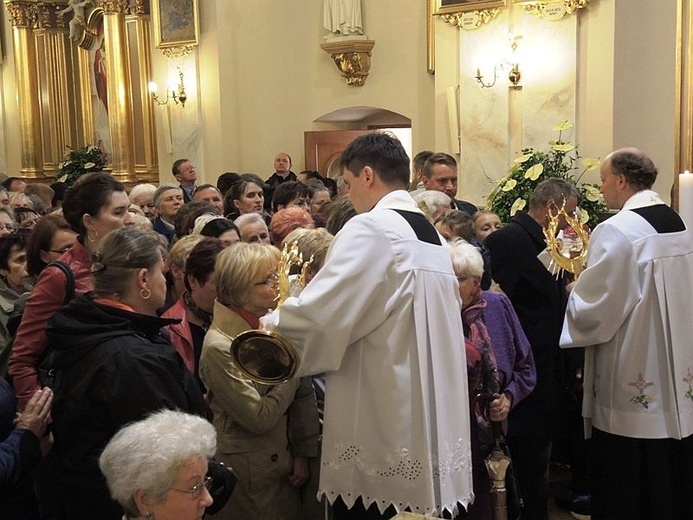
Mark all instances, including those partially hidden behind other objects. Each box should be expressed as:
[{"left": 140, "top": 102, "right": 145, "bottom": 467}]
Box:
[{"left": 319, "top": 437, "right": 473, "bottom": 515}]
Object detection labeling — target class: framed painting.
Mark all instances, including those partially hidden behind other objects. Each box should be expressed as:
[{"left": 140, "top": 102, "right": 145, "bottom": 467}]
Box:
[
  {"left": 433, "top": 0, "right": 507, "bottom": 15},
  {"left": 151, "top": 0, "right": 199, "bottom": 49}
]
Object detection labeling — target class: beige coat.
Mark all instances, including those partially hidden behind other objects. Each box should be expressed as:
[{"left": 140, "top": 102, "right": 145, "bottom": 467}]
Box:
[{"left": 199, "top": 301, "right": 301, "bottom": 520}]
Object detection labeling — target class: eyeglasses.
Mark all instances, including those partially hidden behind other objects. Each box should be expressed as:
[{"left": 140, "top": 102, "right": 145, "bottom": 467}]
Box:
[
  {"left": 255, "top": 273, "right": 279, "bottom": 287},
  {"left": 169, "top": 476, "right": 213, "bottom": 499},
  {"left": 48, "top": 244, "right": 74, "bottom": 254}
]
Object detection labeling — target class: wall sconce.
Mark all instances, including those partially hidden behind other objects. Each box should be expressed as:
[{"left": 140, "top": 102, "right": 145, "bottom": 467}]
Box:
[
  {"left": 475, "top": 36, "right": 523, "bottom": 90},
  {"left": 148, "top": 67, "right": 187, "bottom": 107}
]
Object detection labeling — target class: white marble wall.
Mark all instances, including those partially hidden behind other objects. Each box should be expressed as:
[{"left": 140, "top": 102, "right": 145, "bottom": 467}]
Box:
[
  {"left": 152, "top": 53, "right": 205, "bottom": 184},
  {"left": 457, "top": 8, "right": 577, "bottom": 207}
]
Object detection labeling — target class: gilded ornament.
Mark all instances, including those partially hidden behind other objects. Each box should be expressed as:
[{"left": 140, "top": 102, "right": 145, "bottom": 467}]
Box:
[
  {"left": 99, "top": 0, "right": 128, "bottom": 14},
  {"left": 5, "top": 2, "right": 38, "bottom": 28},
  {"left": 320, "top": 39, "right": 375, "bottom": 86},
  {"left": 129, "top": 0, "right": 146, "bottom": 15},
  {"left": 520, "top": 0, "right": 590, "bottom": 19},
  {"left": 441, "top": 8, "right": 500, "bottom": 30},
  {"left": 162, "top": 45, "right": 194, "bottom": 60}
]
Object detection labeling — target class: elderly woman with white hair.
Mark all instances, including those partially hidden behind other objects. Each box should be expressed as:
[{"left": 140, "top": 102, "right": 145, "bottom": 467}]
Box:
[
  {"left": 413, "top": 189, "right": 453, "bottom": 222},
  {"left": 449, "top": 240, "right": 536, "bottom": 519},
  {"left": 99, "top": 410, "right": 216, "bottom": 520},
  {"left": 128, "top": 183, "right": 157, "bottom": 221}
]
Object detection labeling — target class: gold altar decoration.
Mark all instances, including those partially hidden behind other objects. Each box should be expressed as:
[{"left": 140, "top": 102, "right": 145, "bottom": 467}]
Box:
[
  {"left": 320, "top": 39, "right": 375, "bottom": 86},
  {"left": 2, "top": 0, "right": 160, "bottom": 182},
  {"left": 441, "top": 8, "right": 501, "bottom": 30},
  {"left": 543, "top": 198, "right": 590, "bottom": 277},
  {"left": 516, "top": 0, "right": 590, "bottom": 20},
  {"left": 230, "top": 241, "right": 313, "bottom": 385},
  {"left": 431, "top": 0, "right": 504, "bottom": 30},
  {"left": 433, "top": 0, "right": 506, "bottom": 15}
]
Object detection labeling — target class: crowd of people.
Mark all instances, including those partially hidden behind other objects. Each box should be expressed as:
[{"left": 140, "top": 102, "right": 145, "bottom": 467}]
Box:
[{"left": 0, "top": 137, "right": 691, "bottom": 520}]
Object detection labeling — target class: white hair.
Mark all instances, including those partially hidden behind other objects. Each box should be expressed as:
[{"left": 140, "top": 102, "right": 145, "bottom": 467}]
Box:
[
  {"left": 99, "top": 410, "right": 216, "bottom": 517},
  {"left": 191, "top": 213, "right": 223, "bottom": 235},
  {"left": 413, "top": 190, "right": 452, "bottom": 221},
  {"left": 234, "top": 212, "right": 266, "bottom": 230},
  {"left": 128, "top": 183, "right": 157, "bottom": 204},
  {"left": 449, "top": 239, "right": 484, "bottom": 279}
]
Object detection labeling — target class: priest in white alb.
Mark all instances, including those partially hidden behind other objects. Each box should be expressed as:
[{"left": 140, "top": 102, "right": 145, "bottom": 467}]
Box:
[
  {"left": 560, "top": 148, "right": 693, "bottom": 519},
  {"left": 263, "top": 132, "right": 473, "bottom": 519}
]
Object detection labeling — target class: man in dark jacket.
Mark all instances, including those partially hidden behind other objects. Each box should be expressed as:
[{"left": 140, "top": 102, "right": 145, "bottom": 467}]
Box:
[
  {"left": 266, "top": 152, "right": 297, "bottom": 188},
  {"left": 484, "top": 178, "right": 578, "bottom": 520}
]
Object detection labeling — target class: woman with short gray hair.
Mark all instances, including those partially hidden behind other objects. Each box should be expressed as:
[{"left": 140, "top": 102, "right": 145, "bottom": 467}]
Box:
[
  {"left": 450, "top": 240, "right": 536, "bottom": 519},
  {"left": 99, "top": 409, "right": 216, "bottom": 520}
]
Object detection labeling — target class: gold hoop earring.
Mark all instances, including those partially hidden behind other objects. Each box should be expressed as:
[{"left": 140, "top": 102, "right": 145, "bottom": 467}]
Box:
[
  {"left": 87, "top": 229, "right": 99, "bottom": 243},
  {"left": 140, "top": 287, "right": 152, "bottom": 300}
]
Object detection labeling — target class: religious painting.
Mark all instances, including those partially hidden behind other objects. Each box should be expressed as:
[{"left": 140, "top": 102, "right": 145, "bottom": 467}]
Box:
[
  {"left": 151, "top": 0, "right": 199, "bottom": 48},
  {"left": 432, "top": 0, "right": 507, "bottom": 15}
]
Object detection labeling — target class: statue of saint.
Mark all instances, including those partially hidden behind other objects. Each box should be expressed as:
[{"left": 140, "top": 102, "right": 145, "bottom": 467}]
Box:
[
  {"left": 324, "top": 0, "right": 364, "bottom": 38},
  {"left": 59, "top": 0, "right": 92, "bottom": 41}
]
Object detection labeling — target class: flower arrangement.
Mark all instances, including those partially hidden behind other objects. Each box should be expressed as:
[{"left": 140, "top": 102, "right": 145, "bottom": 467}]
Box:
[
  {"left": 58, "top": 144, "right": 108, "bottom": 187},
  {"left": 485, "top": 122, "right": 607, "bottom": 229}
]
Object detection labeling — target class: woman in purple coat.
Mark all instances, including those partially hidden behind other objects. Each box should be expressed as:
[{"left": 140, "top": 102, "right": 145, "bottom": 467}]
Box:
[{"left": 450, "top": 240, "right": 536, "bottom": 519}]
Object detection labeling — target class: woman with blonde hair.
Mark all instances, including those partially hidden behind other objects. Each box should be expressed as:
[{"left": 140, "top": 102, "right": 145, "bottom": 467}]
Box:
[{"left": 200, "top": 243, "right": 318, "bottom": 520}]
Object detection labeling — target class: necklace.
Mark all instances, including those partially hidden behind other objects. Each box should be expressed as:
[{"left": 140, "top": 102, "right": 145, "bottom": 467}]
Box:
[{"left": 183, "top": 292, "right": 212, "bottom": 330}]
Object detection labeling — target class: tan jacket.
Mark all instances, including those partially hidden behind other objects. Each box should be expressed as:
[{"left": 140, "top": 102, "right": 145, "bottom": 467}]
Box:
[{"left": 199, "top": 301, "right": 300, "bottom": 520}]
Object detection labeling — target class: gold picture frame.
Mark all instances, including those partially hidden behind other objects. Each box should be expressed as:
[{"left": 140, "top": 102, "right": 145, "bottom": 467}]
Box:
[
  {"left": 151, "top": 0, "right": 199, "bottom": 49},
  {"left": 433, "top": 0, "right": 507, "bottom": 15}
]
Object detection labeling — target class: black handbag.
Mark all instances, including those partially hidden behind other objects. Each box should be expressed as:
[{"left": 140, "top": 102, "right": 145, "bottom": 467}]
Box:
[{"left": 205, "top": 460, "right": 237, "bottom": 515}]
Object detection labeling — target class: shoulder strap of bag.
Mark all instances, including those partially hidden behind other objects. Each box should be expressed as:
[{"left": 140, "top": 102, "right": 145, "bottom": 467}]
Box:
[{"left": 46, "top": 260, "right": 76, "bottom": 304}]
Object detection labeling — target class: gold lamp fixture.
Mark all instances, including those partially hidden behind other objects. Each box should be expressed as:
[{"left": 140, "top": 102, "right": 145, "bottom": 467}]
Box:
[
  {"left": 148, "top": 67, "right": 187, "bottom": 107},
  {"left": 475, "top": 36, "right": 523, "bottom": 90}
]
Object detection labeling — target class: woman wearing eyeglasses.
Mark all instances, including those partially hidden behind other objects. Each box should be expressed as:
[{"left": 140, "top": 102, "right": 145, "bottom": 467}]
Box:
[
  {"left": 450, "top": 240, "right": 536, "bottom": 519},
  {"left": 47, "top": 228, "right": 206, "bottom": 519},
  {"left": 9, "top": 172, "right": 134, "bottom": 410},
  {"left": 26, "top": 214, "right": 78, "bottom": 278},
  {"left": 0, "top": 207, "right": 17, "bottom": 238},
  {"left": 200, "top": 243, "right": 318, "bottom": 520},
  {"left": 99, "top": 410, "right": 215, "bottom": 520}
]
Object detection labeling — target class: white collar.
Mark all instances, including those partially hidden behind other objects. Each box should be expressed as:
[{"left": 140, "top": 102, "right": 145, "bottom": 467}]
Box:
[
  {"left": 621, "top": 189, "right": 665, "bottom": 211},
  {"left": 372, "top": 190, "right": 425, "bottom": 215}
]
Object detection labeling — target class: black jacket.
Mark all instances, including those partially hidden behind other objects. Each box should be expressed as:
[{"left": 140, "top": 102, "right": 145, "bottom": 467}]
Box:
[
  {"left": 484, "top": 211, "right": 567, "bottom": 437},
  {"left": 48, "top": 295, "right": 206, "bottom": 520}
]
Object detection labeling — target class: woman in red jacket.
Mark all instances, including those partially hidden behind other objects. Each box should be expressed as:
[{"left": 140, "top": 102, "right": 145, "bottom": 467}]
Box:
[
  {"left": 8, "top": 172, "right": 133, "bottom": 408},
  {"left": 163, "top": 237, "right": 224, "bottom": 390}
]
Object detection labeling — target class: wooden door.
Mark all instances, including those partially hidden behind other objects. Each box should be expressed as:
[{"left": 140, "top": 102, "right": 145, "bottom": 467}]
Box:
[{"left": 304, "top": 130, "right": 369, "bottom": 178}]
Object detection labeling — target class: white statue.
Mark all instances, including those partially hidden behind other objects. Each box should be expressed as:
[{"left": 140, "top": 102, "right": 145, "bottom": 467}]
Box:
[
  {"left": 59, "top": 0, "right": 92, "bottom": 41},
  {"left": 324, "top": 0, "right": 364, "bottom": 38}
]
